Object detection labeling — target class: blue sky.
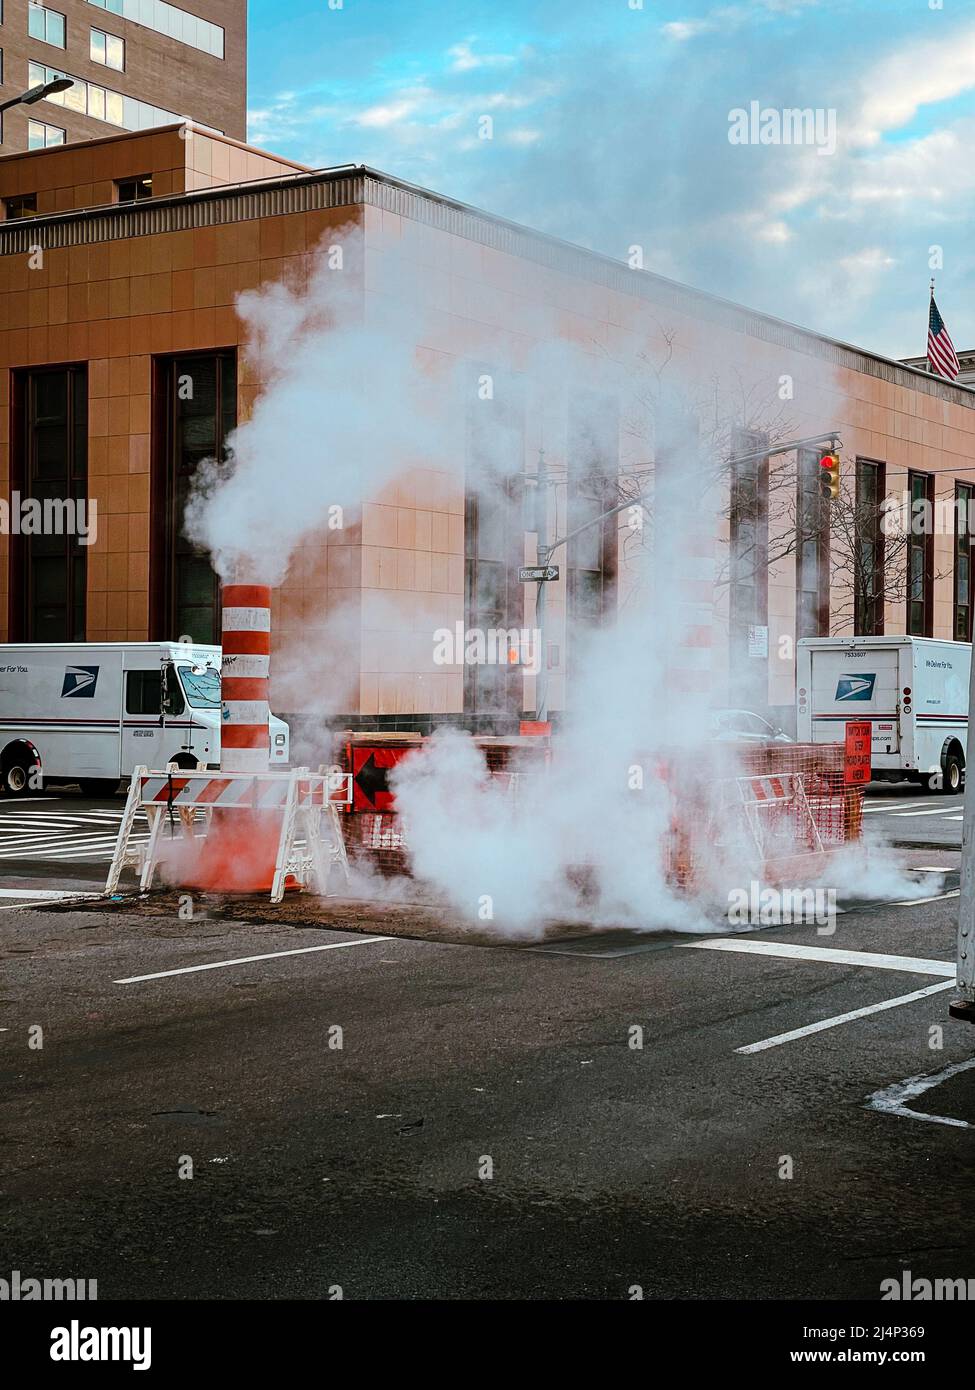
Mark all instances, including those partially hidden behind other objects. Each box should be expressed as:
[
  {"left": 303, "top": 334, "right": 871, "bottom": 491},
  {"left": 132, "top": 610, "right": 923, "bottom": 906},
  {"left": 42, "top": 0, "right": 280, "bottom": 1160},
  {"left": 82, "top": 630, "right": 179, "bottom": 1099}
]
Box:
[{"left": 247, "top": 0, "right": 975, "bottom": 360}]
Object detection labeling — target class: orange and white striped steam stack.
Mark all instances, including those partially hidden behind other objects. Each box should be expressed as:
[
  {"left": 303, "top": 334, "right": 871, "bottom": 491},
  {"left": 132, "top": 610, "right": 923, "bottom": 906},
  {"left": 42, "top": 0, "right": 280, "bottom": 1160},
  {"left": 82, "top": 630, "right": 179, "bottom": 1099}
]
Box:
[{"left": 220, "top": 583, "right": 271, "bottom": 774}]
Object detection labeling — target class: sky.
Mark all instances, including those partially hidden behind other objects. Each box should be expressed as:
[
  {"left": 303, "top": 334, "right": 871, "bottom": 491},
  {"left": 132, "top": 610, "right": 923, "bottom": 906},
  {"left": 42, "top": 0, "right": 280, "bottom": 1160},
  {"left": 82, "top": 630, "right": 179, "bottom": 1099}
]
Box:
[{"left": 246, "top": 0, "right": 975, "bottom": 361}]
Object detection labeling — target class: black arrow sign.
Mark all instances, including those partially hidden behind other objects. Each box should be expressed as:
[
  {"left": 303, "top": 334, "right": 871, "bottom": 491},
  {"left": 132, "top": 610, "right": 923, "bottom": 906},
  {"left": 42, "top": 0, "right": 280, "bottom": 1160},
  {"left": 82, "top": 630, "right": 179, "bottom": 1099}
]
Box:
[{"left": 355, "top": 752, "right": 390, "bottom": 806}]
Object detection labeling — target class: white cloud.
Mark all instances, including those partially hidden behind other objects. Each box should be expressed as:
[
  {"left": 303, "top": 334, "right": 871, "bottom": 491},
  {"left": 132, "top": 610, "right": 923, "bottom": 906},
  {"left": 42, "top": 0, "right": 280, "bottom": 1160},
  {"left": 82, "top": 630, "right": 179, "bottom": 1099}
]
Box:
[
  {"left": 447, "top": 40, "right": 517, "bottom": 73},
  {"left": 853, "top": 26, "right": 975, "bottom": 145}
]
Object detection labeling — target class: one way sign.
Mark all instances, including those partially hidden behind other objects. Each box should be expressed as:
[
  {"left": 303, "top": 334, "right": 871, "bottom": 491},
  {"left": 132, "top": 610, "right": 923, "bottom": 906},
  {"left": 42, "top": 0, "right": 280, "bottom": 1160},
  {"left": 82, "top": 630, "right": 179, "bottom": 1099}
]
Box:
[{"left": 519, "top": 565, "right": 559, "bottom": 582}]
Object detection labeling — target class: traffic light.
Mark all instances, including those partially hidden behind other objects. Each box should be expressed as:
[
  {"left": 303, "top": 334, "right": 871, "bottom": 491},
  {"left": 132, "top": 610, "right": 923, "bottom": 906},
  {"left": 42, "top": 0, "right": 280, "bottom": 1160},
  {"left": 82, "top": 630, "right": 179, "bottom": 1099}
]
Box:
[{"left": 819, "top": 452, "right": 840, "bottom": 500}]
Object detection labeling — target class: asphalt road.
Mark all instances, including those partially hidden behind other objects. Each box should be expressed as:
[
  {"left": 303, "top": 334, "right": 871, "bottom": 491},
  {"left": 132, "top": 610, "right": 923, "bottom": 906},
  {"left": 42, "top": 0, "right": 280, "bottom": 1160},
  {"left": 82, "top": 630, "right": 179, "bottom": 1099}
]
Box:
[
  {"left": 1, "top": 806, "right": 973, "bottom": 1300},
  {"left": 863, "top": 780, "right": 966, "bottom": 849}
]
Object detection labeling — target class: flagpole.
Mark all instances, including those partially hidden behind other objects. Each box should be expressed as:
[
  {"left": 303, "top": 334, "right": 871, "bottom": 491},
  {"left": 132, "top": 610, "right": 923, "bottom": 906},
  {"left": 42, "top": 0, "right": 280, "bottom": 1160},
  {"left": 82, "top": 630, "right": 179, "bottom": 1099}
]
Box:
[{"left": 928, "top": 278, "right": 935, "bottom": 373}]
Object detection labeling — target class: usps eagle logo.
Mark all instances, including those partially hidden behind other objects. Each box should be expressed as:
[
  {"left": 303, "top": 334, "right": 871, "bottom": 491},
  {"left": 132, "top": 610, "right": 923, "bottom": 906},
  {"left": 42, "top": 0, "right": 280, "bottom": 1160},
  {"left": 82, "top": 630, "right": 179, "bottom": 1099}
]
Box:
[
  {"left": 835, "top": 673, "right": 876, "bottom": 701},
  {"left": 61, "top": 665, "right": 99, "bottom": 698}
]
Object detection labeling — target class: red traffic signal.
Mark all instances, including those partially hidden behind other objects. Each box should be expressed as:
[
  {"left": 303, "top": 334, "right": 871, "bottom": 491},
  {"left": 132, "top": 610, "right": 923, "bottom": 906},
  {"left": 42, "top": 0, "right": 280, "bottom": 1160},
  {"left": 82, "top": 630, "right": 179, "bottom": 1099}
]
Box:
[{"left": 819, "top": 452, "right": 840, "bottom": 499}]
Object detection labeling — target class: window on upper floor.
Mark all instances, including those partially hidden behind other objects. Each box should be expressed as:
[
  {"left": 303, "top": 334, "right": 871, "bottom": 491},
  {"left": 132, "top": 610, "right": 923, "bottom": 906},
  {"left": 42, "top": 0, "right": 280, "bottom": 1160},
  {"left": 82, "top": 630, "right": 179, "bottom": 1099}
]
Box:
[
  {"left": 28, "top": 3, "right": 66, "bottom": 48},
  {"left": 3, "top": 194, "right": 38, "bottom": 219},
  {"left": 91, "top": 27, "right": 125, "bottom": 70},
  {"left": 116, "top": 174, "right": 153, "bottom": 202},
  {"left": 28, "top": 118, "right": 65, "bottom": 148}
]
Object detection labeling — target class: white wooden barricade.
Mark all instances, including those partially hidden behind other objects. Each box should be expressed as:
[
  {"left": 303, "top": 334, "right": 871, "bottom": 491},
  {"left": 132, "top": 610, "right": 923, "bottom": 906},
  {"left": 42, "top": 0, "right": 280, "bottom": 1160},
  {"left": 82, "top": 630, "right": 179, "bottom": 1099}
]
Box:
[{"left": 105, "top": 765, "right": 353, "bottom": 902}]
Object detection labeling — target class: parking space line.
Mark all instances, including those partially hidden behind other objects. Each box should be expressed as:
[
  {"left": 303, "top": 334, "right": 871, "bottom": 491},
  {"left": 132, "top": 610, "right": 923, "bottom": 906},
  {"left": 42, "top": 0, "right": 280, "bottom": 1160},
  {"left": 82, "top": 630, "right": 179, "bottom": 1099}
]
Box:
[
  {"left": 735, "top": 981, "right": 956, "bottom": 1054},
  {"left": 0, "top": 888, "right": 101, "bottom": 899},
  {"left": 866, "top": 1056, "right": 975, "bottom": 1130},
  {"left": 115, "top": 935, "right": 392, "bottom": 984},
  {"left": 679, "top": 938, "right": 955, "bottom": 976},
  {"left": 889, "top": 890, "right": 959, "bottom": 906}
]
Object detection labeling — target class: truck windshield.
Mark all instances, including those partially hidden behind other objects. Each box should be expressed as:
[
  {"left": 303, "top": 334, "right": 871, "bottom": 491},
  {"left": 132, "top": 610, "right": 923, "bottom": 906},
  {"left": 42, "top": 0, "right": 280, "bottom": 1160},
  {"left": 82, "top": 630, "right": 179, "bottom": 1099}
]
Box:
[{"left": 177, "top": 666, "right": 221, "bottom": 709}]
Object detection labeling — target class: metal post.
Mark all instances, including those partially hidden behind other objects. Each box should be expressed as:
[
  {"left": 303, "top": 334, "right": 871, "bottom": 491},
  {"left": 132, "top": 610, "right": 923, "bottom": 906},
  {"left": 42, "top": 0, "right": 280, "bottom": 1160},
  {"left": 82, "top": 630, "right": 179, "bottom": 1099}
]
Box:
[
  {"left": 535, "top": 448, "right": 550, "bottom": 722},
  {"left": 952, "top": 650, "right": 975, "bottom": 1021}
]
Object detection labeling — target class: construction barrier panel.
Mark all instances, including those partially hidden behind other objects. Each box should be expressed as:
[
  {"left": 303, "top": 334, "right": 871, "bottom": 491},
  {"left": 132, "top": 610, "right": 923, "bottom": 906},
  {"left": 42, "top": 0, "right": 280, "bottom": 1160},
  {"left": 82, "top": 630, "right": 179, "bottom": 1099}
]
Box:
[{"left": 106, "top": 766, "right": 352, "bottom": 902}]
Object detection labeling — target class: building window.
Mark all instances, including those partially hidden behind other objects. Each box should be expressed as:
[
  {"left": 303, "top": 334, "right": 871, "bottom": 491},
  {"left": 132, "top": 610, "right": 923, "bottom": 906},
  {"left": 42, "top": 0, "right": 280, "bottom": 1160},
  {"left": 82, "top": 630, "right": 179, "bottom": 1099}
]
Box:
[
  {"left": 855, "top": 459, "right": 885, "bottom": 635},
  {"left": 796, "top": 447, "right": 830, "bottom": 638},
  {"left": 28, "top": 3, "right": 66, "bottom": 47},
  {"left": 907, "top": 470, "right": 934, "bottom": 636},
  {"left": 729, "top": 431, "right": 769, "bottom": 702},
  {"left": 152, "top": 353, "right": 237, "bottom": 645},
  {"left": 11, "top": 366, "right": 88, "bottom": 641},
  {"left": 28, "top": 119, "right": 65, "bottom": 149},
  {"left": 463, "top": 378, "right": 525, "bottom": 728},
  {"left": 90, "top": 27, "right": 125, "bottom": 70},
  {"left": 955, "top": 483, "right": 972, "bottom": 642},
  {"left": 3, "top": 194, "right": 38, "bottom": 219},
  {"left": 29, "top": 60, "right": 208, "bottom": 134},
  {"left": 116, "top": 174, "right": 153, "bottom": 202},
  {"left": 566, "top": 393, "right": 618, "bottom": 659},
  {"left": 86, "top": 0, "right": 225, "bottom": 59}
]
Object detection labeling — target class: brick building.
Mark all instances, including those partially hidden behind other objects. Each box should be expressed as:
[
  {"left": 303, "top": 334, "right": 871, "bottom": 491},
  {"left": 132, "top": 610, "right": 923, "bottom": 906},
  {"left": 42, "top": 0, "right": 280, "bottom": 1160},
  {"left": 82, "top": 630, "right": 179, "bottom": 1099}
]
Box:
[
  {"left": 1, "top": 125, "right": 974, "bottom": 736},
  {"left": 0, "top": 0, "right": 245, "bottom": 159}
]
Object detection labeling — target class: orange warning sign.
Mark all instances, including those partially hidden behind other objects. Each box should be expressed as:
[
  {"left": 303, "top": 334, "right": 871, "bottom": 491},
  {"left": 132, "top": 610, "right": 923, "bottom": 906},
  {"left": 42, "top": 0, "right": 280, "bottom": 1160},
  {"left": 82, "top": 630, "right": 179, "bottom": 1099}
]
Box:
[{"left": 844, "top": 721, "right": 871, "bottom": 785}]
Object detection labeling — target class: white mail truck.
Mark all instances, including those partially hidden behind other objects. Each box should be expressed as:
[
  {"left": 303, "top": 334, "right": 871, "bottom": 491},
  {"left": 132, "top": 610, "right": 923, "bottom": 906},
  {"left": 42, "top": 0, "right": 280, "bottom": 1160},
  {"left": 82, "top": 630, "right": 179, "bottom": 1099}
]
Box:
[
  {"left": 0, "top": 642, "right": 290, "bottom": 796},
  {"left": 796, "top": 635, "right": 969, "bottom": 792}
]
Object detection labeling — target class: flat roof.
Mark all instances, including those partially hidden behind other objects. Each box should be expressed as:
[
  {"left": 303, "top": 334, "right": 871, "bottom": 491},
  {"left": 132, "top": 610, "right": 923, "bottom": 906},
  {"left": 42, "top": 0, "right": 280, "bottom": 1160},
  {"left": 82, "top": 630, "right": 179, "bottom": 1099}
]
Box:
[{"left": 0, "top": 137, "right": 972, "bottom": 409}]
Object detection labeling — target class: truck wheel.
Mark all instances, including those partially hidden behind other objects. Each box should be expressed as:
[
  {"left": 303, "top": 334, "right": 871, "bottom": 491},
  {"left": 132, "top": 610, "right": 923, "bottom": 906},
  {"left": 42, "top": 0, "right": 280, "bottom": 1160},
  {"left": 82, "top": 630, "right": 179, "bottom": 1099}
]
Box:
[
  {"left": 2, "top": 754, "right": 33, "bottom": 797},
  {"left": 941, "top": 754, "right": 963, "bottom": 795},
  {"left": 78, "top": 779, "right": 120, "bottom": 798}
]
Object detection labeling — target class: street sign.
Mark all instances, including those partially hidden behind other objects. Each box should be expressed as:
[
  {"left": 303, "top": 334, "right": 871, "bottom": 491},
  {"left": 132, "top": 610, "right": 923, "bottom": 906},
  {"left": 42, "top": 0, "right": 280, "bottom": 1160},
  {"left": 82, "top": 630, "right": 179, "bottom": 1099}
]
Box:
[
  {"left": 844, "top": 721, "right": 871, "bottom": 785},
  {"left": 519, "top": 565, "right": 559, "bottom": 583}
]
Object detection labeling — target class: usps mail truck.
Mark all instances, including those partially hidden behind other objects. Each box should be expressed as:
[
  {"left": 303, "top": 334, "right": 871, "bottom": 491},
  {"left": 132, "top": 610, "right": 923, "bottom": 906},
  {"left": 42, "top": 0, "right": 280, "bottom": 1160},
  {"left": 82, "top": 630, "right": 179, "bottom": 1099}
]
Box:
[
  {"left": 0, "top": 643, "right": 290, "bottom": 796},
  {"left": 796, "top": 635, "right": 970, "bottom": 792}
]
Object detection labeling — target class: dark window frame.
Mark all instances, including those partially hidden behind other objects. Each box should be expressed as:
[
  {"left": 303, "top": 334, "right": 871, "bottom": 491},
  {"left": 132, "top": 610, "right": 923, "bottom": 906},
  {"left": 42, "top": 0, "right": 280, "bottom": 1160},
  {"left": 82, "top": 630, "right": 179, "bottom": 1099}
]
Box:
[
  {"left": 955, "top": 481, "right": 972, "bottom": 643},
  {"left": 115, "top": 174, "right": 152, "bottom": 202},
  {"left": 729, "top": 430, "right": 769, "bottom": 688},
  {"left": 855, "top": 457, "right": 885, "bottom": 635},
  {"left": 907, "top": 469, "right": 935, "bottom": 636},
  {"left": 463, "top": 372, "right": 526, "bottom": 729},
  {"left": 150, "top": 350, "right": 237, "bottom": 645},
  {"left": 3, "top": 194, "right": 38, "bottom": 220},
  {"left": 796, "top": 446, "right": 831, "bottom": 638},
  {"left": 566, "top": 391, "right": 619, "bottom": 655},
  {"left": 9, "top": 364, "right": 88, "bottom": 641}
]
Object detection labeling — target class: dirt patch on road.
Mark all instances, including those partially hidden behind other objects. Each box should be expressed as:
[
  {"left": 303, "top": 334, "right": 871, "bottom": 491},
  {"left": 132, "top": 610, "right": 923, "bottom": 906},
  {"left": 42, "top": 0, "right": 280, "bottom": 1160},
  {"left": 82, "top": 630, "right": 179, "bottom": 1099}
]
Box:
[{"left": 42, "top": 886, "right": 600, "bottom": 950}]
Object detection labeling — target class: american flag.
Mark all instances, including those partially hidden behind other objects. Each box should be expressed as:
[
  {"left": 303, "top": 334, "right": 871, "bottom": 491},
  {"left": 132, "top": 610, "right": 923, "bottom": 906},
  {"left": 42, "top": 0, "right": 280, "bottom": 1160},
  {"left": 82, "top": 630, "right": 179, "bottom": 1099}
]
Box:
[{"left": 928, "top": 294, "right": 960, "bottom": 380}]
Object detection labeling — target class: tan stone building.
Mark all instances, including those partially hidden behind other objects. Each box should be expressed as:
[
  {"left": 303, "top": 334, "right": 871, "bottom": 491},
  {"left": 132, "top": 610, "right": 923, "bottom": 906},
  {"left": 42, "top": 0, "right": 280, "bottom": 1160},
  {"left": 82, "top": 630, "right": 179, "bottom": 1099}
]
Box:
[
  {"left": 0, "top": 0, "right": 245, "bottom": 157},
  {"left": 1, "top": 125, "right": 974, "bottom": 736}
]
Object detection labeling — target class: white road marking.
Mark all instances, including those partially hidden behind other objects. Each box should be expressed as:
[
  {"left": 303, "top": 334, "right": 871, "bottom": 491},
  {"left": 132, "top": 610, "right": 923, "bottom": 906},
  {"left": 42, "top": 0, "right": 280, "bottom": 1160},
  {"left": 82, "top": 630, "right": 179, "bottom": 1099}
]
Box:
[
  {"left": 911, "top": 866, "right": 958, "bottom": 872},
  {"left": 736, "top": 981, "right": 956, "bottom": 1054},
  {"left": 889, "top": 806, "right": 964, "bottom": 818},
  {"left": 863, "top": 800, "right": 930, "bottom": 813},
  {"left": 865, "top": 1056, "right": 975, "bottom": 1130},
  {"left": 889, "top": 890, "right": 959, "bottom": 906},
  {"left": 0, "top": 888, "right": 101, "bottom": 899},
  {"left": 946, "top": 815, "right": 964, "bottom": 821},
  {"left": 115, "top": 935, "right": 393, "bottom": 984},
  {"left": 680, "top": 938, "right": 955, "bottom": 976}
]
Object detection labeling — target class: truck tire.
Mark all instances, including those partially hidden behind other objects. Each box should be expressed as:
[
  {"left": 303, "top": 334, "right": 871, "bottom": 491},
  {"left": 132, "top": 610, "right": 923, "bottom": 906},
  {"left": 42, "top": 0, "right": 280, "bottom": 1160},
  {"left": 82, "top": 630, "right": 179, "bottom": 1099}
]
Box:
[
  {"left": 2, "top": 752, "right": 34, "bottom": 797},
  {"left": 941, "top": 753, "right": 963, "bottom": 795}
]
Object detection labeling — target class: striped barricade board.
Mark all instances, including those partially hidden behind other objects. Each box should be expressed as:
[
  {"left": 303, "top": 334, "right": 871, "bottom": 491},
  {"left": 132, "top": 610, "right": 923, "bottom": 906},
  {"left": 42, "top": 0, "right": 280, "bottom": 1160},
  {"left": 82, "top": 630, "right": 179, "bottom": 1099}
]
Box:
[{"left": 105, "top": 766, "right": 352, "bottom": 901}]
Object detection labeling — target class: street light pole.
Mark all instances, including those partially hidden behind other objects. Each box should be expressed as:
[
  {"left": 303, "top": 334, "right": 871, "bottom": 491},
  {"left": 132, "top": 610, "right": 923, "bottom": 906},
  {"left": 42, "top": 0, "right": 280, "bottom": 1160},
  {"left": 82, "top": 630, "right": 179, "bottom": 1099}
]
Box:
[{"left": 0, "top": 78, "right": 75, "bottom": 132}]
